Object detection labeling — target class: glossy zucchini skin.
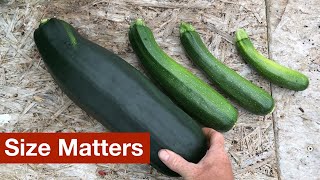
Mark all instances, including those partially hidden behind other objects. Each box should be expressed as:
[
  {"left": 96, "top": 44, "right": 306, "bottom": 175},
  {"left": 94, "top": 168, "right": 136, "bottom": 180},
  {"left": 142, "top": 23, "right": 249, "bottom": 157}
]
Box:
[
  {"left": 235, "top": 29, "right": 309, "bottom": 91},
  {"left": 179, "top": 23, "right": 274, "bottom": 115},
  {"left": 129, "top": 19, "right": 238, "bottom": 132},
  {"left": 34, "top": 18, "right": 207, "bottom": 176}
]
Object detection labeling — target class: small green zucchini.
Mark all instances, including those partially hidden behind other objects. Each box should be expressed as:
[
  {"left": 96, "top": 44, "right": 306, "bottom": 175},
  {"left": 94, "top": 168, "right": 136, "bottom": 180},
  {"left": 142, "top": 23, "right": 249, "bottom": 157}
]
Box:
[
  {"left": 179, "top": 22, "right": 274, "bottom": 115},
  {"left": 235, "top": 29, "right": 309, "bottom": 91},
  {"left": 129, "top": 19, "right": 238, "bottom": 132}
]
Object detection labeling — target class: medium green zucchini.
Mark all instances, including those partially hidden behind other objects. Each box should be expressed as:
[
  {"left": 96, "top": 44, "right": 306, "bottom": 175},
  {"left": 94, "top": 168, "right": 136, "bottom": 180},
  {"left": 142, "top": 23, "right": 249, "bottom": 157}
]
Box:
[
  {"left": 129, "top": 19, "right": 238, "bottom": 132},
  {"left": 179, "top": 22, "right": 274, "bottom": 115},
  {"left": 235, "top": 29, "right": 309, "bottom": 91},
  {"left": 34, "top": 18, "right": 207, "bottom": 176}
]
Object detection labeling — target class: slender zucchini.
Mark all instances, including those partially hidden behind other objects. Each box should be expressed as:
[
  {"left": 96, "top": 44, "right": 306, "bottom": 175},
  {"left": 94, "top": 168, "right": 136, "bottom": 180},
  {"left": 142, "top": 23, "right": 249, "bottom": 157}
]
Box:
[
  {"left": 34, "top": 18, "right": 207, "bottom": 176},
  {"left": 179, "top": 22, "right": 274, "bottom": 115},
  {"left": 235, "top": 29, "right": 309, "bottom": 91},
  {"left": 129, "top": 19, "right": 238, "bottom": 132}
]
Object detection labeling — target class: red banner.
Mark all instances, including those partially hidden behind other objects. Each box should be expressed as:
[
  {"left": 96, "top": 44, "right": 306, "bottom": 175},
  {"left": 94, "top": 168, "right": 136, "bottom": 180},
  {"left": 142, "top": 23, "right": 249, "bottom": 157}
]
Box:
[{"left": 0, "top": 133, "right": 150, "bottom": 164}]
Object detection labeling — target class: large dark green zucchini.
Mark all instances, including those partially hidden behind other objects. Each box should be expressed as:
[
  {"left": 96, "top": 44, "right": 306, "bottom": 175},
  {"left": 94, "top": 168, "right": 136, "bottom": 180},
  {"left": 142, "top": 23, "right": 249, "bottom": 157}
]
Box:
[
  {"left": 129, "top": 19, "right": 238, "bottom": 132},
  {"left": 34, "top": 18, "right": 207, "bottom": 176},
  {"left": 179, "top": 22, "right": 274, "bottom": 115}
]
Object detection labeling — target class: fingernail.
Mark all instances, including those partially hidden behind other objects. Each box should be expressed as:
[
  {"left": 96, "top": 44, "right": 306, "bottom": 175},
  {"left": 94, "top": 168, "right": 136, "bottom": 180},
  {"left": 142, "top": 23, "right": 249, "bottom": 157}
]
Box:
[{"left": 158, "top": 149, "right": 170, "bottom": 162}]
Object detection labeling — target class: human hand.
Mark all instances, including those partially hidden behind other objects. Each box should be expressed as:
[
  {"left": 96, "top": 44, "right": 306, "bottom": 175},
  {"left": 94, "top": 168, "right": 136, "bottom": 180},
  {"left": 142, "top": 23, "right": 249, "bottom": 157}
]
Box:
[{"left": 158, "top": 128, "right": 234, "bottom": 180}]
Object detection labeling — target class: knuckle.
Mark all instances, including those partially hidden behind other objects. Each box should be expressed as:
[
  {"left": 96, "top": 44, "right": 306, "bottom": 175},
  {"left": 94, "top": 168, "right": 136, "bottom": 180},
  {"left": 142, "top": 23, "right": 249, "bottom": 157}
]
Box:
[
  {"left": 215, "top": 132, "right": 224, "bottom": 139},
  {"left": 208, "top": 128, "right": 216, "bottom": 135},
  {"left": 188, "top": 165, "right": 202, "bottom": 178},
  {"left": 200, "top": 159, "right": 214, "bottom": 168},
  {"left": 215, "top": 132, "right": 225, "bottom": 143},
  {"left": 210, "top": 131, "right": 225, "bottom": 146},
  {"left": 170, "top": 157, "right": 180, "bottom": 169}
]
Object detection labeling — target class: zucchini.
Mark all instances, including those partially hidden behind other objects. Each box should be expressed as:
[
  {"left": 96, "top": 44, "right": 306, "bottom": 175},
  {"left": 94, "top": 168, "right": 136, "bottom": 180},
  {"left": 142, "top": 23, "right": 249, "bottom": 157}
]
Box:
[
  {"left": 179, "top": 22, "right": 274, "bottom": 115},
  {"left": 235, "top": 29, "right": 309, "bottom": 91},
  {"left": 34, "top": 18, "right": 207, "bottom": 177},
  {"left": 129, "top": 19, "right": 238, "bottom": 132}
]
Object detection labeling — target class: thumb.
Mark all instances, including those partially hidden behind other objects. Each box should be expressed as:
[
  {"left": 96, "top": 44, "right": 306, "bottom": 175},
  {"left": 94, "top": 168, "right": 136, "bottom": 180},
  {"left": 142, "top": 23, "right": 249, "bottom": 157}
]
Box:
[{"left": 158, "top": 149, "right": 196, "bottom": 176}]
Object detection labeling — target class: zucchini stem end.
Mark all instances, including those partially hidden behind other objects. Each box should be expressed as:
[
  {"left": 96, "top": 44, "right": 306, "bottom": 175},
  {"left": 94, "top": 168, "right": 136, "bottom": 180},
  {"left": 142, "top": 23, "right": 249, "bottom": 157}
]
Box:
[
  {"left": 40, "top": 18, "right": 50, "bottom": 26},
  {"left": 134, "top": 18, "right": 145, "bottom": 26},
  {"left": 179, "top": 22, "right": 195, "bottom": 35},
  {"left": 235, "top": 29, "right": 249, "bottom": 42}
]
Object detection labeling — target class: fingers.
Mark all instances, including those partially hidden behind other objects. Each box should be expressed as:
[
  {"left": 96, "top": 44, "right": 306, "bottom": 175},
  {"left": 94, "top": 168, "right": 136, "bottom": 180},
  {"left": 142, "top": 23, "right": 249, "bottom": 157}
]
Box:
[
  {"left": 202, "top": 127, "right": 216, "bottom": 146},
  {"left": 158, "top": 129, "right": 231, "bottom": 179},
  {"left": 200, "top": 128, "right": 228, "bottom": 167},
  {"left": 202, "top": 127, "right": 225, "bottom": 148},
  {"left": 158, "top": 149, "right": 197, "bottom": 176}
]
